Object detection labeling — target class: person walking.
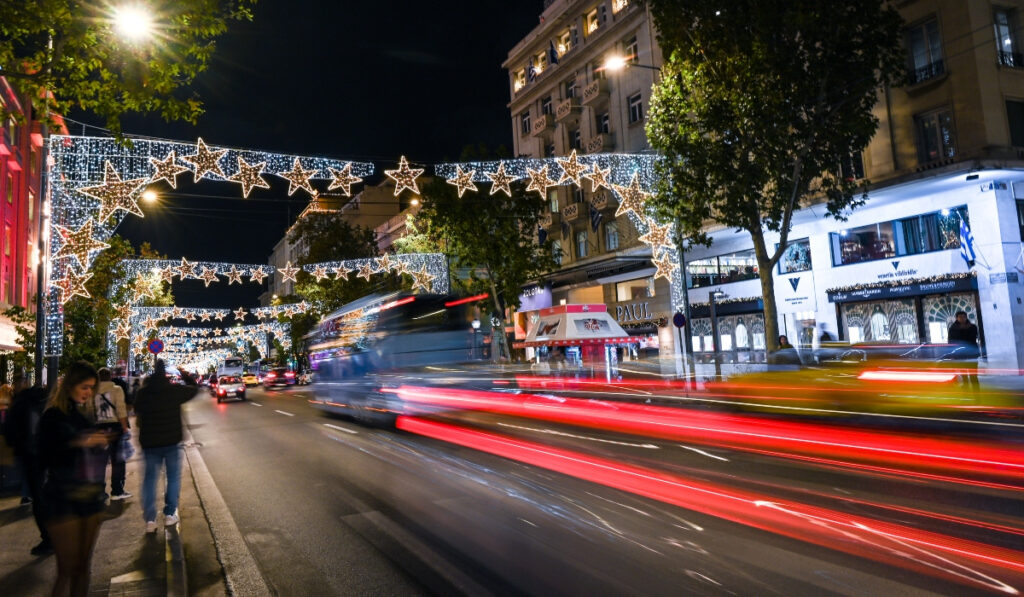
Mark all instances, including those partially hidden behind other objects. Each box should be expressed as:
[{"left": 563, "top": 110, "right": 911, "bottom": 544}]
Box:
[
  {"left": 133, "top": 360, "right": 198, "bottom": 533},
  {"left": 84, "top": 368, "right": 131, "bottom": 500},
  {"left": 3, "top": 375, "right": 53, "bottom": 554},
  {"left": 37, "top": 361, "right": 115, "bottom": 596},
  {"left": 948, "top": 311, "right": 980, "bottom": 390}
]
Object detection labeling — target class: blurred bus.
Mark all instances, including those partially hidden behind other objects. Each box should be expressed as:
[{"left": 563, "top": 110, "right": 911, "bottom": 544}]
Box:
[
  {"left": 219, "top": 357, "right": 244, "bottom": 378},
  {"left": 307, "top": 292, "right": 489, "bottom": 425}
]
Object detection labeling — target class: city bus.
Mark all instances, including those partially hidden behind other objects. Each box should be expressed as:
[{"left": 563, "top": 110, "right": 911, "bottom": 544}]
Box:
[{"left": 219, "top": 357, "right": 244, "bottom": 377}]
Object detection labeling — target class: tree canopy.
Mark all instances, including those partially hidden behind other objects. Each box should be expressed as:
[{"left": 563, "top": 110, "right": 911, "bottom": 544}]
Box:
[
  {"left": 0, "top": 0, "right": 255, "bottom": 135},
  {"left": 645, "top": 0, "right": 905, "bottom": 351}
]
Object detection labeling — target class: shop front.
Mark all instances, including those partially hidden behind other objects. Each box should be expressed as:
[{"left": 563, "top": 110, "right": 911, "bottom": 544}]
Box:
[{"left": 688, "top": 298, "right": 767, "bottom": 364}]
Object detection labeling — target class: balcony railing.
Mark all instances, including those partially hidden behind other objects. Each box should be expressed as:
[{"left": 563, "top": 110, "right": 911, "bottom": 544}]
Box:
[
  {"left": 591, "top": 190, "right": 617, "bottom": 211},
  {"left": 555, "top": 97, "right": 581, "bottom": 122},
  {"left": 585, "top": 133, "right": 614, "bottom": 154},
  {"left": 908, "top": 59, "right": 944, "bottom": 85},
  {"left": 531, "top": 113, "right": 555, "bottom": 137},
  {"left": 998, "top": 51, "right": 1024, "bottom": 68},
  {"left": 581, "top": 79, "right": 609, "bottom": 106},
  {"left": 562, "top": 202, "right": 583, "bottom": 221}
]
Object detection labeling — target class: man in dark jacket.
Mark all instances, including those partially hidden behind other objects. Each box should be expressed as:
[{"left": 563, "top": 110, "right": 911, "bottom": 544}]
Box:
[
  {"left": 133, "top": 360, "right": 198, "bottom": 533},
  {"left": 948, "top": 311, "right": 980, "bottom": 390},
  {"left": 4, "top": 379, "right": 53, "bottom": 554}
]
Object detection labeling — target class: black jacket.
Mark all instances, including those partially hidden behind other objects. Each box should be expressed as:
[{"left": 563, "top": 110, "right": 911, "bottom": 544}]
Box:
[
  {"left": 134, "top": 377, "right": 198, "bottom": 449},
  {"left": 38, "top": 405, "right": 107, "bottom": 503},
  {"left": 948, "top": 322, "right": 979, "bottom": 347},
  {"left": 3, "top": 387, "right": 48, "bottom": 458}
]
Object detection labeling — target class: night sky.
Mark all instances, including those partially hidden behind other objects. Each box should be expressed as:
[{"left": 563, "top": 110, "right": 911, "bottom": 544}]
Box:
[{"left": 71, "top": 1, "right": 542, "bottom": 308}]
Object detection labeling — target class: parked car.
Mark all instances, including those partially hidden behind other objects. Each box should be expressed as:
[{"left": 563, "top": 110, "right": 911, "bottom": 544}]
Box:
[
  {"left": 263, "top": 367, "right": 296, "bottom": 389},
  {"left": 214, "top": 375, "right": 246, "bottom": 403}
]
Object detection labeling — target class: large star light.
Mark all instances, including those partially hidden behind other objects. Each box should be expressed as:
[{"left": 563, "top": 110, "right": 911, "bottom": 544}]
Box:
[
  {"left": 384, "top": 156, "right": 425, "bottom": 196},
  {"left": 181, "top": 138, "right": 228, "bottom": 182},
  {"left": 485, "top": 162, "right": 517, "bottom": 197},
  {"left": 277, "top": 158, "right": 318, "bottom": 196},
  {"left": 53, "top": 218, "right": 109, "bottom": 270},
  {"left": 148, "top": 151, "right": 190, "bottom": 189},
  {"left": 78, "top": 162, "right": 148, "bottom": 222},
  {"left": 583, "top": 165, "right": 612, "bottom": 192},
  {"left": 53, "top": 269, "right": 93, "bottom": 303},
  {"left": 652, "top": 252, "right": 675, "bottom": 281},
  {"left": 278, "top": 261, "right": 300, "bottom": 283},
  {"left": 411, "top": 265, "right": 434, "bottom": 292},
  {"left": 249, "top": 268, "right": 267, "bottom": 284},
  {"left": 198, "top": 267, "right": 219, "bottom": 287},
  {"left": 229, "top": 157, "right": 270, "bottom": 197},
  {"left": 613, "top": 173, "right": 650, "bottom": 218},
  {"left": 356, "top": 263, "right": 374, "bottom": 281},
  {"left": 175, "top": 257, "right": 198, "bottom": 279},
  {"left": 225, "top": 265, "right": 244, "bottom": 285},
  {"left": 525, "top": 165, "right": 558, "bottom": 196},
  {"left": 556, "top": 150, "right": 590, "bottom": 186},
  {"left": 327, "top": 163, "right": 363, "bottom": 196},
  {"left": 638, "top": 220, "right": 675, "bottom": 254},
  {"left": 446, "top": 165, "right": 477, "bottom": 197}
]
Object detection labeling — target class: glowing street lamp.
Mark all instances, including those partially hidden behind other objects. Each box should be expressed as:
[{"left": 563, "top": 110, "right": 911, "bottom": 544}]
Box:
[
  {"left": 113, "top": 5, "right": 154, "bottom": 42},
  {"left": 603, "top": 55, "right": 629, "bottom": 72},
  {"left": 142, "top": 189, "right": 158, "bottom": 203}
]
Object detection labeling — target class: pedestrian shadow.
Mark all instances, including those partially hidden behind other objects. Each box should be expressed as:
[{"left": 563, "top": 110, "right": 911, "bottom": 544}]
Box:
[
  {"left": 0, "top": 504, "right": 31, "bottom": 528},
  {"left": 0, "top": 557, "right": 53, "bottom": 593},
  {"left": 101, "top": 499, "right": 128, "bottom": 522}
]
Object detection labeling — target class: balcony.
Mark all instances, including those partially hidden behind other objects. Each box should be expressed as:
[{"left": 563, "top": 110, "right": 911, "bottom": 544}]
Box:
[
  {"left": 908, "top": 59, "right": 945, "bottom": 85},
  {"left": 998, "top": 51, "right": 1024, "bottom": 68},
  {"left": 555, "top": 97, "right": 582, "bottom": 123},
  {"left": 530, "top": 113, "right": 555, "bottom": 137},
  {"left": 585, "top": 133, "right": 615, "bottom": 154},
  {"left": 561, "top": 202, "right": 584, "bottom": 222},
  {"left": 581, "top": 79, "right": 609, "bottom": 106},
  {"left": 591, "top": 190, "right": 617, "bottom": 211},
  {"left": 541, "top": 211, "right": 560, "bottom": 228}
]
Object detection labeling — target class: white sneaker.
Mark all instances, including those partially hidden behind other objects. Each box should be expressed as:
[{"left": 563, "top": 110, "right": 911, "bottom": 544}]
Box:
[
  {"left": 111, "top": 491, "right": 132, "bottom": 501},
  {"left": 145, "top": 521, "right": 157, "bottom": 533},
  {"left": 164, "top": 513, "right": 179, "bottom": 527}
]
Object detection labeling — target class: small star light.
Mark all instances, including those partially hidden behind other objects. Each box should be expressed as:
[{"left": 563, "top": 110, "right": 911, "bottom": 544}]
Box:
[
  {"left": 446, "top": 165, "right": 477, "bottom": 197},
  {"left": 229, "top": 157, "right": 270, "bottom": 198},
  {"left": 613, "top": 173, "right": 651, "bottom": 218},
  {"left": 411, "top": 265, "right": 434, "bottom": 292},
  {"left": 171, "top": 306, "right": 184, "bottom": 318},
  {"left": 181, "top": 138, "right": 228, "bottom": 182},
  {"left": 333, "top": 265, "right": 350, "bottom": 280},
  {"left": 485, "top": 161, "right": 517, "bottom": 197},
  {"left": 249, "top": 268, "right": 268, "bottom": 284},
  {"left": 277, "top": 158, "right": 318, "bottom": 196},
  {"left": 197, "top": 267, "right": 219, "bottom": 287},
  {"left": 132, "top": 333, "right": 147, "bottom": 346},
  {"left": 199, "top": 311, "right": 212, "bottom": 322},
  {"left": 183, "top": 311, "right": 197, "bottom": 323},
  {"left": 652, "top": 251, "right": 675, "bottom": 281},
  {"left": 384, "top": 156, "right": 425, "bottom": 196},
  {"left": 148, "top": 151, "right": 190, "bottom": 189},
  {"left": 525, "top": 165, "right": 558, "bottom": 197},
  {"left": 115, "top": 302, "right": 134, "bottom": 321},
  {"left": 278, "top": 261, "right": 300, "bottom": 283},
  {"left": 394, "top": 259, "right": 412, "bottom": 276},
  {"left": 583, "top": 165, "right": 612, "bottom": 192},
  {"left": 78, "top": 161, "right": 148, "bottom": 222},
  {"left": 133, "top": 275, "right": 156, "bottom": 300},
  {"left": 556, "top": 150, "right": 590, "bottom": 186},
  {"left": 312, "top": 265, "right": 330, "bottom": 281},
  {"left": 356, "top": 263, "right": 374, "bottom": 281},
  {"left": 638, "top": 220, "right": 675, "bottom": 254},
  {"left": 114, "top": 321, "right": 132, "bottom": 341},
  {"left": 375, "top": 253, "right": 394, "bottom": 272},
  {"left": 327, "top": 163, "right": 363, "bottom": 196},
  {"left": 159, "top": 267, "right": 176, "bottom": 284},
  {"left": 53, "top": 218, "right": 109, "bottom": 270},
  {"left": 234, "top": 307, "right": 248, "bottom": 321},
  {"left": 225, "top": 265, "right": 244, "bottom": 285},
  {"left": 53, "top": 269, "right": 93, "bottom": 304},
  {"left": 175, "top": 257, "right": 197, "bottom": 279}
]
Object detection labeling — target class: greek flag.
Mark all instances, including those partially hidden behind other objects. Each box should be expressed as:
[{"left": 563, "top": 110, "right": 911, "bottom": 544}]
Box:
[
  {"left": 959, "top": 217, "right": 976, "bottom": 267},
  {"left": 589, "top": 201, "right": 602, "bottom": 231},
  {"left": 548, "top": 41, "right": 560, "bottom": 66}
]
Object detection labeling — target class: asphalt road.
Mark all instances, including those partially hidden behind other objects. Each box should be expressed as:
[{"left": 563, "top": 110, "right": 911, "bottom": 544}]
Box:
[{"left": 182, "top": 384, "right": 1024, "bottom": 596}]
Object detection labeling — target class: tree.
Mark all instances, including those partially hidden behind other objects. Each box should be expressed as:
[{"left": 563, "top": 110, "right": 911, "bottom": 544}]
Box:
[
  {"left": 645, "top": 0, "right": 904, "bottom": 352},
  {"left": 0, "top": 0, "right": 255, "bottom": 135},
  {"left": 1, "top": 305, "right": 37, "bottom": 377},
  {"left": 416, "top": 177, "right": 557, "bottom": 358}
]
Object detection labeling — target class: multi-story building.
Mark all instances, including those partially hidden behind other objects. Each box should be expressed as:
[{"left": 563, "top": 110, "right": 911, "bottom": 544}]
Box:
[{"left": 503, "top": 0, "right": 674, "bottom": 352}]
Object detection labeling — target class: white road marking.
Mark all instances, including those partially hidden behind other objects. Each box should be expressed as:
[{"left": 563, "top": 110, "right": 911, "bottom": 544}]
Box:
[
  {"left": 677, "top": 444, "right": 730, "bottom": 462},
  {"left": 324, "top": 423, "right": 358, "bottom": 435},
  {"left": 250, "top": 402, "right": 262, "bottom": 406},
  {"left": 274, "top": 410, "right": 294, "bottom": 417},
  {"left": 496, "top": 422, "right": 659, "bottom": 449}
]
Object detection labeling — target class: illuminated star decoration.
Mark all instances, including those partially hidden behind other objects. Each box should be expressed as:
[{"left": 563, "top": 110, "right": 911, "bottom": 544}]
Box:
[
  {"left": 394, "top": 260, "right": 412, "bottom": 276},
  {"left": 311, "top": 265, "right": 330, "bottom": 281},
  {"left": 556, "top": 149, "right": 590, "bottom": 187},
  {"left": 277, "top": 157, "right": 317, "bottom": 196},
  {"left": 613, "top": 173, "right": 650, "bottom": 218},
  {"left": 225, "top": 265, "right": 244, "bottom": 285},
  {"left": 181, "top": 137, "right": 228, "bottom": 182},
  {"left": 53, "top": 269, "right": 93, "bottom": 303},
  {"left": 652, "top": 252, "right": 675, "bottom": 281},
  {"left": 229, "top": 157, "right": 270, "bottom": 198},
  {"left": 638, "top": 220, "right": 675, "bottom": 255},
  {"left": 384, "top": 156, "right": 425, "bottom": 196},
  {"left": 356, "top": 263, "right": 374, "bottom": 281},
  {"left": 115, "top": 302, "right": 135, "bottom": 321},
  {"left": 525, "top": 165, "right": 558, "bottom": 197},
  {"left": 171, "top": 306, "right": 184, "bottom": 318},
  {"left": 234, "top": 307, "right": 248, "bottom": 320},
  {"left": 78, "top": 161, "right": 148, "bottom": 222},
  {"left": 198, "top": 267, "right": 219, "bottom": 287},
  {"left": 133, "top": 275, "right": 155, "bottom": 300},
  {"left": 159, "top": 267, "right": 176, "bottom": 284},
  {"left": 327, "top": 163, "right": 363, "bottom": 196},
  {"left": 53, "top": 218, "right": 109, "bottom": 270},
  {"left": 249, "top": 268, "right": 267, "bottom": 284},
  {"left": 485, "top": 162, "right": 516, "bottom": 197},
  {"left": 375, "top": 253, "right": 394, "bottom": 272},
  {"left": 446, "top": 165, "right": 477, "bottom": 197},
  {"left": 183, "top": 311, "right": 196, "bottom": 323},
  {"left": 113, "top": 321, "right": 132, "bottom": 341},
  {"left": 583, "top": 165, "right": 612, "bottom": 192},
  {"left": 215, "top": 311, "right": 228, "bottom": 321},
  {"left": 148, "top": 151, "right": 190, "bottom": 189},
  {"left": 199, "top": 311, "right": 212, "bottom": 322},
  {"left": 175, "top": 257, "right": 197, "bottom": 279},
  {"left": 278, "top": 261, "right": 300, "bottom": 283},
  {"left": 411, "top": 265, "right": 434, "bottom": 292},
  {"left": 333, "top": 265, "right": 350, "bottom": 280}
]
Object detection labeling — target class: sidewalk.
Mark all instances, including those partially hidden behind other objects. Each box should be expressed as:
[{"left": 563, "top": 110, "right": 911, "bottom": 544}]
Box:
[{"left": 0, "top": 421, "right": 225, "bottom": 597}]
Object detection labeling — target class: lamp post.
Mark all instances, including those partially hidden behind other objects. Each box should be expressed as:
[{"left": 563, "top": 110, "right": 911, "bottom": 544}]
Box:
[{"left": 709, "top": 289, "right": 726, "bottom": 379}]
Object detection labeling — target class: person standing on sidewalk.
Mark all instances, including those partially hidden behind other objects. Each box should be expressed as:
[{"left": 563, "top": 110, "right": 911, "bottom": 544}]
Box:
[
  {"left": 133, "top": 360, "right": 198, "bottom": 533},
  {"left": 37, "top": 362, "right": 115, "bottom": 596},
  {"left": 84, "top": 368, "right": 132, "bottom": 501},
  {"left": 948, "top": 310, "right": 981, "bottom": 390},
  {"left": 3, "top": 376, "right": 53, "bottom": 554}
]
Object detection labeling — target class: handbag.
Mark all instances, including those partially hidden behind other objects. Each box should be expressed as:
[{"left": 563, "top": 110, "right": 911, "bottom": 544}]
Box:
[{"left": 118, "top": 430, "right": 136, "bottom": 461}]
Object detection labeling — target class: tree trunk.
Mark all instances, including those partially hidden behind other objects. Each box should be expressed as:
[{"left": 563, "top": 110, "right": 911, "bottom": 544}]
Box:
[
  {"left": 487, "top": 275, "right": 510, "bottom": 362},
  {"left": 749, "top": 232, "right": 781, "bottom": 354}
]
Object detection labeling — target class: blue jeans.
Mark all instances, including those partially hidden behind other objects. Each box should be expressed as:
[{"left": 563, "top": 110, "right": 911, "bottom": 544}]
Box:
[{"left": 142, "top": 445, "right": 182, "bottom": 522}]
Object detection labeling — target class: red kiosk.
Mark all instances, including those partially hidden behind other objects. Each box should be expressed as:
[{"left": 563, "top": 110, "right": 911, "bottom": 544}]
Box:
[{"left": 515, "top": 304, "right": 643, "bottom": 368}]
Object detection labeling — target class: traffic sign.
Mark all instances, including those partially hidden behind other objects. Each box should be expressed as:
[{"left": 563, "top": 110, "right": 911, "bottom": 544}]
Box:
[
  {"left": 147, "top": 338, "right": 164, "bottom": 354},
  {"left": 672, "top": 311, "right": 687, "bottom": 328}
]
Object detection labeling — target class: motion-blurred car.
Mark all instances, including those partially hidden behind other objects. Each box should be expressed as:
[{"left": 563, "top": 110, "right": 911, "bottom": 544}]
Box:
[
  {"left": 263, "top": 367, "right": 295, "bottom": 389},
  {"left": 242, "top": 372, "right": 259, "bottom": 386},
  {"left": 214, "top": 375, "right": 246, "bottom": 403}
]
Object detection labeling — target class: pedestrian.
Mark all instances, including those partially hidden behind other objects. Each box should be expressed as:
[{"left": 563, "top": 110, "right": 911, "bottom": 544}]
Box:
[
  {"left": 948, "top": 311, "right": 980, "bottom": 390},
  {"left": 133, "top": 359, "right": 198, "bottom": 533},
  {"left": 37, "top": 361, "right": 115, "bottom": 596},
  {"left": 129, "top": 377, "right": 141, "bottom": 411},
  {"left": 819, "top": 323, "right": 835, "bottom": 342},
  {"left": 778, "top": 335, "right": 795, "bottom": 350},
  {"left": 770, "top": 335, "right": 801, "bottom": 366},
  {"left": 3, "top": 375, "right": 54, "bottom": 554},
  {"left": 84, "top": 368, "right": 131, "bottom": 501}
]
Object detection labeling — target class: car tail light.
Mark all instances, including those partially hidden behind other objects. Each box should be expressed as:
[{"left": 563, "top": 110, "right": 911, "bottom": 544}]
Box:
[
  {"left": 217, "top": 388, "right": 226, "bottom": 396},
  {"left": 266, "top": 372, "right": 276, "bottom": 379},
  {"left": 285, "top": 372, "right": 295, "bottom": 378}
]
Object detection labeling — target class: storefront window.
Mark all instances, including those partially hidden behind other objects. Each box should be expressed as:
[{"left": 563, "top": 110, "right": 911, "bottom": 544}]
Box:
[
  {"left": 831, "top": 221, "right": 895, "bottom": 265},
  {"left": 923, "top": 293, "right": 978, "bottom": 343},
  {"left": 687, "top": 249, "right": 759, "bottom": 288},
  {"left": 777, "top": 238, "right": 812, "bottom": 273},
  {"left": 841, "top": 299, "right": 918, "bottom": 344},
  {"left": 831, "top": 206, "right": 968, "bottom": 266},
  {"left": 690, "top": 318, "right": 712, "bottom": 352},
  {"left": 615, "top": 277, "right": 654, "bottom": 301}
]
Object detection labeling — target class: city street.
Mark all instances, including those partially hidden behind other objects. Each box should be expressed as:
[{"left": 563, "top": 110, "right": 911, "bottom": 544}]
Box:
[{"left": 183, "top": 385, "right": 1024, "bottom": 596}]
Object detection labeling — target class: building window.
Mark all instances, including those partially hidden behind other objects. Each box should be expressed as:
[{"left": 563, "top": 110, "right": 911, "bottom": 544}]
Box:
[
  {"left": 565, "top": 76, "right": 578, "bottom": 99},
  {"left": 535, "top": 51, "right": 548, "bottom": 75},
  {"left": 615, "top": 277, "right": 654, "bottom": 302},
  {"left": 541, "top": 96, "right": 553, "bottom": 115},
  {"left": 591, "top": 61, "right": 607, "bottom": 81},
  {"left": 514, "top": 69, "right": 526, "bottom": 92},
  {"left": 545, "top": 143, "right": 556, "bottom": 157},
  {"left": 627, "top": 93, "right": 644, "bottom": 123},
  {"left": 612, "top": 0, "right": 629, "bottom": 14},
  {"left": 624, "top": 35, "right": 639, "bottom": 64},
  {"left": 777, "top": 238, "right": 812, "bottom": 274},
  {"left": 548, "top": 188, "right": 559, "bottom": 213},
  {"left": 521, "top": 112, "right": 531, "bottom": 135},
  {"left": 552, "top": 240, "right": 563, "bottom": 265},
  {"left": 573, "top": 187, "right": 584, "bottom": 204},
  {"left": 840, "top": 152, "right": 865, "bottom": 181},
  {"left": 5, "top": 174, "right": 12, "bottom": 204},
  {"left": 558, "top": 30, "right": 573, "bottom": 56},
  {"left": 605, "top": 221, "right": 620, "bottom": 251},
  {"left": 1008, "top": 100, "right": 1024, "bottom": 146},
  {"left": 597, "top": 111, "right": 610, "bottom": 134},
  {"left": 576, "top": 229, "right": 588, "bottom": 258},
  {"left": 907, "top": 19, "right": 944, "bottom": 84},
  {"left": 686, "top": 249, "right": 759, "bottom": 288},
  {"left": 1017, "top": 200, "right": 1024, "bottom": 240},
  {"left": 829, "top": 206, "right": 967, "bottom": 266},
  {"left": 586, "top": 7, "right": 601, "bottom": 35},
  {"left": 995, "top": 9, "right": 1021, "bottom": 67},
  {"left": 570, "top": 128, "right": 582, "bottom": 150},
  {"left": 915, "top": 108, "right": 957, "bottom": 163},
  {"left": 3, "top": 225, "right": 10, "bottom": 256},
  {"left": 28, "top": 191, "right": 34, "bottom": 221}
]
